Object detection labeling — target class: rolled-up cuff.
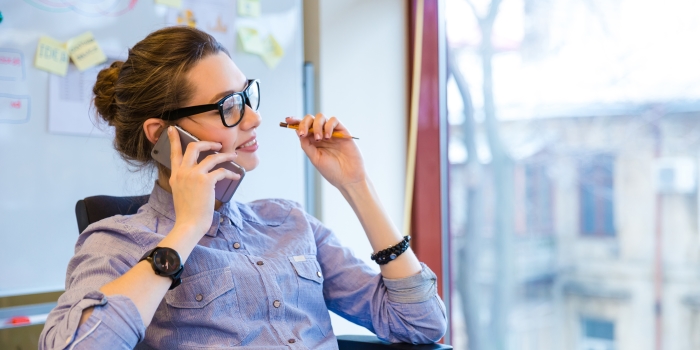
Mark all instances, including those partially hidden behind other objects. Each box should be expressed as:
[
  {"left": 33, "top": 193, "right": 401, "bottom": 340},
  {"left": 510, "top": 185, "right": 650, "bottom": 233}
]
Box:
[
  {"left": 382, "top": 262, "right": 438, "bottom": 303},
  {"left": 52, "top": 291, "right": 107, "bottom": 348},
  {"left": 82, "top": 294, "right": 145, "bottom": 346}
]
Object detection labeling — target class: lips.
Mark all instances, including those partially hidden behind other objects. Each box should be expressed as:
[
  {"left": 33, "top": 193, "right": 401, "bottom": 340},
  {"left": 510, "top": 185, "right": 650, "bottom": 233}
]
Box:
[{"left": 235, "top": 137, "right": 258, "bottom": 151}]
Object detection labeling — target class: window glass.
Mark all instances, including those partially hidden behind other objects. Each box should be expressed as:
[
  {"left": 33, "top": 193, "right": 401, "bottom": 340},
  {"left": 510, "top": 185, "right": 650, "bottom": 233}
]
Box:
[{"left": 446, "top": 0, "right": 700, "bottom": 349}]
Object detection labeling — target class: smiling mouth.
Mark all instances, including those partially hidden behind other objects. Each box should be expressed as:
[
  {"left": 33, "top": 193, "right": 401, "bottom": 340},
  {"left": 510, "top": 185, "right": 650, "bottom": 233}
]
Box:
[{"left": 236, "top": 139, "right": 257, "bottom": 149}]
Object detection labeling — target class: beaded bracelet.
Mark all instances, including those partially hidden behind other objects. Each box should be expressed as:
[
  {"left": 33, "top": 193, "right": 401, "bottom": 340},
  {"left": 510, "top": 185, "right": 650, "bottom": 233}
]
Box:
[{"left": 371, "top": 236, "right": 411, "bottom": 265}]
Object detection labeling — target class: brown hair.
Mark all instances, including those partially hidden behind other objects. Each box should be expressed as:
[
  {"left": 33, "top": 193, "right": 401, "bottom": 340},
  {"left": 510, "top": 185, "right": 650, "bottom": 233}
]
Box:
[{"left": 93, "top": 26, "right": 229, "bottom": 168}]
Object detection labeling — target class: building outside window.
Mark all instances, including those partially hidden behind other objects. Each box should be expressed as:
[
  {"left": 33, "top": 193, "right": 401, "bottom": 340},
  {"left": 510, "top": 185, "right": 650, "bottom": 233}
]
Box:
[{"left": 446, "top": 0, "right": 700, "bottom": 349}]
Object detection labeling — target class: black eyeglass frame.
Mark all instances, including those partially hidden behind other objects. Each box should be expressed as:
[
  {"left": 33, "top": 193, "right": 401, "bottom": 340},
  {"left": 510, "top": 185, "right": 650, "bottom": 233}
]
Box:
[{"left": 160, "top": 79, "right": 260, "bottom": 128}]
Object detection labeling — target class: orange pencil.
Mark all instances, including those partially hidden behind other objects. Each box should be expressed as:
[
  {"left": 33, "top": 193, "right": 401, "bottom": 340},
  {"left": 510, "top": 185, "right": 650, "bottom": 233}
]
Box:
[{"left": 279, "top": 122, "right": 359, "bottom": 140}]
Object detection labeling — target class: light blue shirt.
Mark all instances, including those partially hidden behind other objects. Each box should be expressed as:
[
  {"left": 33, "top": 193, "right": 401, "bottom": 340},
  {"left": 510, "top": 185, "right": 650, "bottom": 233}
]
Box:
[{"left": 40, "top": 184, "right": 447, "bottom": 349}]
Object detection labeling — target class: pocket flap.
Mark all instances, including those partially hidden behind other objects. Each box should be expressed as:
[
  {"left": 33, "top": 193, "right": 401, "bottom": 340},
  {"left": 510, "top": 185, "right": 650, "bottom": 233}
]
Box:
[
  {"left": 165, "top": 267, "right": 234, "bottom": 308},
  {"left": 289, "top": 256, "right": 324, "bottom": 284}
]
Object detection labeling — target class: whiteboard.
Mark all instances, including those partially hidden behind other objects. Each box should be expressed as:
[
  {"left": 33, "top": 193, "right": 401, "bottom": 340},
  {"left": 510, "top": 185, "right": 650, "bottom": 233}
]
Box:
[{"left": 0, "top": 0, "right": 305, "bottom": 297}]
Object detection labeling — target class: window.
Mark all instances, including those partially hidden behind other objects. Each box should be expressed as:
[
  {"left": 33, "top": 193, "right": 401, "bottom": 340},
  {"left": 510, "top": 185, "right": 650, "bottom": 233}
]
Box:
[
  {"left": 579, "top": 154, "right": 615, "bottom": 237},
  {"left": 580, "top": 317, "right": 615, "bottom": 350},
  {"left": 526, "top": 161, "right": 554, "bottom": 235},
  {"left": 514, "top": 158, "right": 554, "bottom": 236},
  {"left": 446, "top": 0, "right": 700, "bottom": 348}
]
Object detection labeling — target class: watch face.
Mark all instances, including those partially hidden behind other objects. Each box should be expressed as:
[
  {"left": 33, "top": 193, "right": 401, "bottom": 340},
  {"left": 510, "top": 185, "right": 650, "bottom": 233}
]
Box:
[{"left": 153, "top": 248, "right": 181, "bottom": 275}]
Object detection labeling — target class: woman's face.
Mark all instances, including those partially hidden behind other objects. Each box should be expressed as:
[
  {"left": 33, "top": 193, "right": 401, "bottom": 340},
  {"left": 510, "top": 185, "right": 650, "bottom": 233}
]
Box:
[{"left": 176, "top": 51, "right": 261, "bottom": 172}]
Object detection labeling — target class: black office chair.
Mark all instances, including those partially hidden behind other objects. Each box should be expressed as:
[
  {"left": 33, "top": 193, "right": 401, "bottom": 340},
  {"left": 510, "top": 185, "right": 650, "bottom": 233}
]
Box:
[{"left": 75, "top": 195, "right": 452, "bottom": 350}]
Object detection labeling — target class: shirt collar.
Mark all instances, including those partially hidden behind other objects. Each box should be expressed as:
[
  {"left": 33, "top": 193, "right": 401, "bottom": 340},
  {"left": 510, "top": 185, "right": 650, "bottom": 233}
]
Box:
[{"left": 147, "top": 182, "right": 244, "bottom": 237}]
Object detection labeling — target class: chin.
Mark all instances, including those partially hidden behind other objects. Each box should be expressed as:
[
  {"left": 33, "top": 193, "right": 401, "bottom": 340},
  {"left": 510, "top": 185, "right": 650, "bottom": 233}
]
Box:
[{"left": 239, "top": 157, "right": 259, "bottom": 172}]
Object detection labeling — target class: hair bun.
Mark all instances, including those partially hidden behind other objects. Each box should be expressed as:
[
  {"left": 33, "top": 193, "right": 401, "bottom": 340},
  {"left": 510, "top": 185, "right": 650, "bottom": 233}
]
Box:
[{"left": 93, "top": 61, "right": 124, "bottom": 124}]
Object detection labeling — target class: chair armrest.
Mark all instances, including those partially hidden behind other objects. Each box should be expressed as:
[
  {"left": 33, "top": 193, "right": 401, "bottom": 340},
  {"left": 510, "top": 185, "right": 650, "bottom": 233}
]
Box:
[{"left": 337, "top": 335, "right": 452, "bottom": 350}]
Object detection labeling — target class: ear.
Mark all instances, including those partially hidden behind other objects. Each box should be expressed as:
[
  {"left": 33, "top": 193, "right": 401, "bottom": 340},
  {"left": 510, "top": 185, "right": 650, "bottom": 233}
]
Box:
[{"left": 143, "top": 118, "right": 167, "bottom": 145}]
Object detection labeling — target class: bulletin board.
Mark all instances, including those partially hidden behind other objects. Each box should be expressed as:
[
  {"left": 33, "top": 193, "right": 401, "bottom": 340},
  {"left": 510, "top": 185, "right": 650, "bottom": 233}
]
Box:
[{"left": 0, "top": 0, "right": 305, "bottom": 297}]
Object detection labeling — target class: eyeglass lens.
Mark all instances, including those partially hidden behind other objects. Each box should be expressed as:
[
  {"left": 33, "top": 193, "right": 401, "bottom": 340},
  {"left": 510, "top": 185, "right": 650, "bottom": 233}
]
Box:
[{"left": 222, "top": 81, "right": 259, "bottom": 127}]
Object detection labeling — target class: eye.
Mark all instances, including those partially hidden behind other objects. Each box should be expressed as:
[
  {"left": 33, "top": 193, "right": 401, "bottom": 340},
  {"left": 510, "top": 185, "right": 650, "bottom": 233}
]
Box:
[{"left": 222, "top": 105, "right": 235, "bottom": 117}]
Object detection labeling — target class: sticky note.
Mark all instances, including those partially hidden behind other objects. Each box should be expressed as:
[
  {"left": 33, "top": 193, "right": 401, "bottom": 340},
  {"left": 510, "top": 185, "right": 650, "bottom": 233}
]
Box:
[
  {"left": 0, "top": 94, "right": 31, "bottom": 123},
  {"left": 238, "top": 28, "right": 264, "bottom": 55},
  {"left": 176, "top": 9, "right": 197, "bottom": 27},
  {"left": 238, "top": 0, "right": 261, "bottom": 18},
  {"left": 0, "top": 49, "right": 25, "bottom": 81},
  {"left": 66, "top": 32, "right": 107, "bottom": 71},
  {"left": 155, "top": 0, "right": 182, "bottom": 8},
  {"left": 260, "top": 35, "right": 284, "bottom": 69},
  {"left": 35, "top": 36, "right": 69, "bottom": 76}
]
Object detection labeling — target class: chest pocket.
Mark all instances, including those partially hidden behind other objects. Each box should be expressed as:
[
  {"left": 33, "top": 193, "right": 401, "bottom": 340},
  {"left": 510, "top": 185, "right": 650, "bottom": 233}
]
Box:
[
  {"left": 164, "top": 267, "right": 250, "bottom": 347},
  {"left": 289, "top": 256, "right": 332, "bottom": 337}
]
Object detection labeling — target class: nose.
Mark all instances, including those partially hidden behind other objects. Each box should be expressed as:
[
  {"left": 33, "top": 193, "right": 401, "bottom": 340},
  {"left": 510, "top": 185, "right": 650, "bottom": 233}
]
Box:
[{"left": 238, "top": 105, "right": 261, "bottom": 130}]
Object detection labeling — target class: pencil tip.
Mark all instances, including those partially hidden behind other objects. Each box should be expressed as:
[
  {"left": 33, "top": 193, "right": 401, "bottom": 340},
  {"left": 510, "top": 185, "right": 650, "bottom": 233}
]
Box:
[{"left": 279, "top": 122, "right": 288, "bottom": 127}]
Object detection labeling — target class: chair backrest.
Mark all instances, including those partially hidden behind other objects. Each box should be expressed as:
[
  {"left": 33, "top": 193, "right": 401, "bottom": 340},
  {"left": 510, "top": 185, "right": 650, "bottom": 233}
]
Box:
[{"left": 75, "top": 195, "right": 150, "bottom": 234}]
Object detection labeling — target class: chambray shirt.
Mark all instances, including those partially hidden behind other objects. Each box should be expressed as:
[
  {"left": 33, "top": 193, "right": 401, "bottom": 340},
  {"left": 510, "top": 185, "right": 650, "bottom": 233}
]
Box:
[{"left": 39, "top": 184, "right": 447, "bottom": 349}]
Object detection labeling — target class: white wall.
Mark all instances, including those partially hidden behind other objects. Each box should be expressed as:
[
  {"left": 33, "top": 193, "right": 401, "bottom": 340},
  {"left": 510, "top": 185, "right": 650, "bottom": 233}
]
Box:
[{"left": 304, "top": 0, "right": 408, "bottom": 336}]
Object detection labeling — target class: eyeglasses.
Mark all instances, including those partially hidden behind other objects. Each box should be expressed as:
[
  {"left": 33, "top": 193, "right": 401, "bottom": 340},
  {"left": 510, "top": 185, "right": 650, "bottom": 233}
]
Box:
[{"left": 160, "top": 79, "right": 260, "bottom": 128}]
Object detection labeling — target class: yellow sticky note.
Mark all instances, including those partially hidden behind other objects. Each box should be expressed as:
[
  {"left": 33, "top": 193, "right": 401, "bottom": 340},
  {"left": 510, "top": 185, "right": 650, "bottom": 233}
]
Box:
[
  {"left": 260, "top": 35, "right": 284, "bottom": 69},
  {"left": 35, "top": 36, "right": 69, "bottom": 76},
  {"left": 238, "top": 28, "right": 264, "bottom": 55},
  {"left": 238, "top": 0, "right": 261, "bottom": 18},
  {"left": 155, "top": 0, "right": 182, "bottom": 8},
  {"left": 176, "top": 9, "right": 197, "bottom": 27},
  {"left": 66, "top": 32, "right": 108, "bottom": 71}
]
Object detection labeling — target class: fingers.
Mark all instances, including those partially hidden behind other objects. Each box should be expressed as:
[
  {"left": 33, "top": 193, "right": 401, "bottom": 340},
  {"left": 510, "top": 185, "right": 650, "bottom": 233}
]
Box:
[
  {"left": 181, "top": 140, "right": 223, "bottom": 169},
  {"left": 297, "top": 114, "right": 315, "bottom": 138},
  {"left": 168, "top": 126, "right": 183, "bottom": 168},
  {"left": 196, "top": 152, "right": 238, "bottom": 173},
  {"left": 285, "top": 116, "right": 302, "bottom": 125},
  {"left": 210, "top": 167, "right": 243, "bottom": 183},
  {"left": 323, "top": 117, "right": 340, "bottom": 140},
  {"left": 312, "top": 113, "right": 327, "bottom": 141},
  {"left": 289, "top": 114, "right": 350, "bottom": 141}
]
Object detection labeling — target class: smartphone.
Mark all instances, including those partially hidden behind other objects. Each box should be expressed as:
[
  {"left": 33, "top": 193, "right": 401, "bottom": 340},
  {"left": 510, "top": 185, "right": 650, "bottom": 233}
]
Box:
[{"left": 151, "top": 125, "right": 245, "bottom": 203}]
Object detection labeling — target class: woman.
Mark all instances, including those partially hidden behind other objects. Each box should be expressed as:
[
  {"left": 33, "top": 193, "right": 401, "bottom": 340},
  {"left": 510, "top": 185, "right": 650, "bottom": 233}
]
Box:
[{"left": 40, "top": 26, "right": 446, "bottom": 349}]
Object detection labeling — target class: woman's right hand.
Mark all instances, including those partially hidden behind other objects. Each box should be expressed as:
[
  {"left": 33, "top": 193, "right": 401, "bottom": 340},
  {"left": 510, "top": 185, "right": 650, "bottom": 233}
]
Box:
[{"left": 167, "top": 126, "right": 241, "bottom": 236}]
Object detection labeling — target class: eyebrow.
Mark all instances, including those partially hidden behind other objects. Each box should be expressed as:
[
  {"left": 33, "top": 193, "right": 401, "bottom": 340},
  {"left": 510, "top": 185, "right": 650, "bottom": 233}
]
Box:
[
  {"left": 209, "top": 90, "right": 234, "bottom": 104},
  {"left": 208, "top": 79, "right": 249, "bottom": 104}
]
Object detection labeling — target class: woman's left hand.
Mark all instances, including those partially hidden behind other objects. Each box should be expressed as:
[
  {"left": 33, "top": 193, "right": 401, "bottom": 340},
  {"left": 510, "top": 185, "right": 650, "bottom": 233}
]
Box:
[{"left": 286, "top": 114, "right": 366, "bottom": 189}]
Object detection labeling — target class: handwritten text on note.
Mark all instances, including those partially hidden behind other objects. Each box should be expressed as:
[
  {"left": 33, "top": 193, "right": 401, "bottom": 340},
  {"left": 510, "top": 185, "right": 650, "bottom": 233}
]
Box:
[
  {"left": 35, "top": 37, "right": 69, "bottom": 76},
  {"left": 0, "top": 94, "right": 31, "bottom": 124},
  {"left": 67, "top": 32, "right": 107, "bottom": 71},
  {"left": 0, "top": 49, "right": 25, "bottom": 81}
]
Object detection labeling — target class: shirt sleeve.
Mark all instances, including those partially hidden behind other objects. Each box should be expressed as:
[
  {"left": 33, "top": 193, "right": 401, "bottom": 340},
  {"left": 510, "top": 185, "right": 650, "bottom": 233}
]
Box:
[
  {"left": 310, "top": 214, "right": 447, "bottom": 344},
  {"left": 39, "top": 228, "right": 146, "bottom": 350}
]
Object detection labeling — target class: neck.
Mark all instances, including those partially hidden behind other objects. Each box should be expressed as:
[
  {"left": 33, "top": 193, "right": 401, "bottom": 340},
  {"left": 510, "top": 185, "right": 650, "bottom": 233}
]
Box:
[{"left": 157, "top": 171, "right": 224, "bottom": 210}]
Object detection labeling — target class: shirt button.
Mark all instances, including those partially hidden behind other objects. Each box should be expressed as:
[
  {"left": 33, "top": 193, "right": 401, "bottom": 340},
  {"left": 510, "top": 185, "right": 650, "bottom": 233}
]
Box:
[
  {"left": 288, "top": 339, "right": 296, "bottom": 344},
  {"left": 256, "top": 261, "right": 264, "bottom": 266},
  {"left": 317, "top": 271, "right": 322, "bottom": 278},
  {"left": 273, "top": 300, "right": 281, "bottom": 308},
  {"left": 233, "top": 242, "right": 241, "bottom": 249},
  {"left": 195, "top": 294, "right": 203, "bottom": 302}
]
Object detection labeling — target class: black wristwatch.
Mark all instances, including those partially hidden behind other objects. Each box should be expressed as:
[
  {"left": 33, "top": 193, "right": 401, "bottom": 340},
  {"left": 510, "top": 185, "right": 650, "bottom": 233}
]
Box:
[{"left": 139, "top": 247, "right": 184, "bottom": 290}]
